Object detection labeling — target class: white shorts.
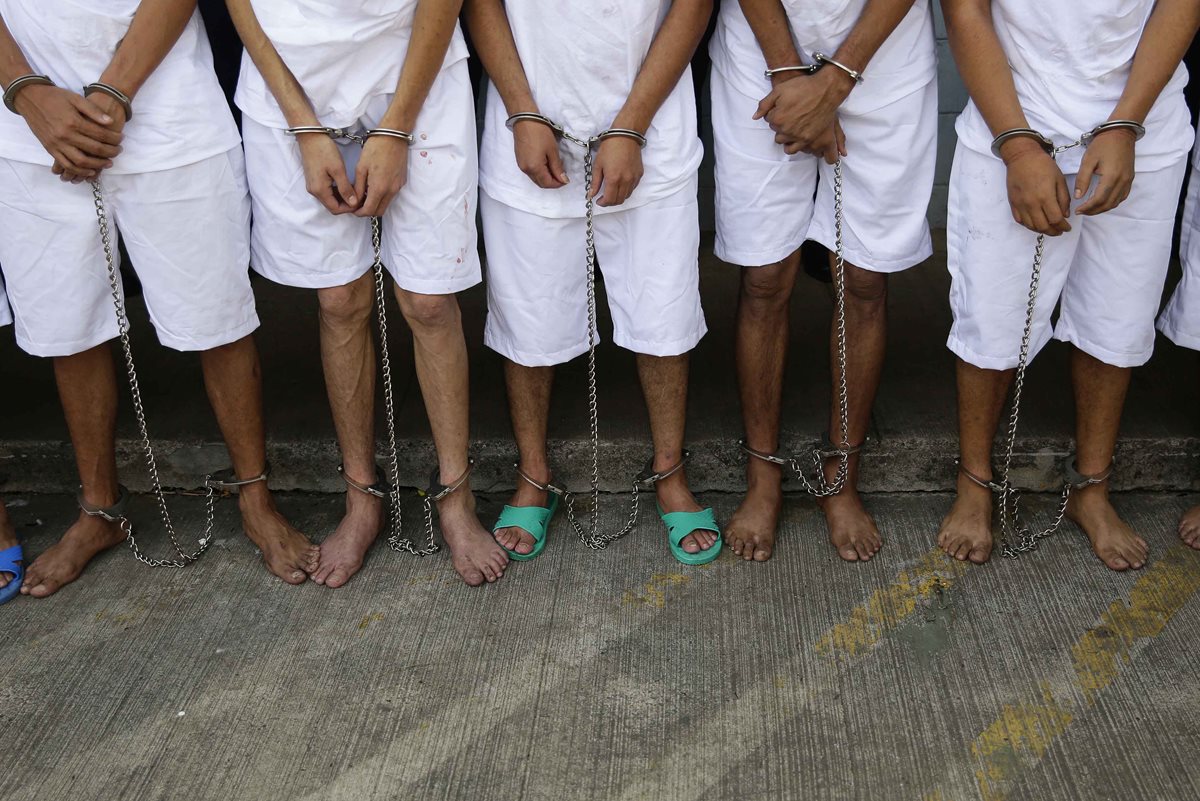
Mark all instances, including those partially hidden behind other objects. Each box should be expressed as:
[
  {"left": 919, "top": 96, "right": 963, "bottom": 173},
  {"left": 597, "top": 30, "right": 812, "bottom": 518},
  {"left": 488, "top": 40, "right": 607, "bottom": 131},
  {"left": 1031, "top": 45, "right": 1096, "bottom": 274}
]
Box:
[
  {"left": 711, "top": 70, "right": 936, "bottom": 272},
  {"left": 0, "top": 278, "right": 11, "bottom": 327},
  {"left": 0, "top": 150, "right": 258, "bottom": 358},
  {"left": 947, "top": 144, "right": 1188, "bottom": 370},
  {"left": 481, "top": 177, "right": 707, "bottom": 366},
  {"left": 1157, "top": 159, "right": 1200, "bottom": 350},
  {"left": 242, "top": 63, "right": 480, "bottom": 295}
]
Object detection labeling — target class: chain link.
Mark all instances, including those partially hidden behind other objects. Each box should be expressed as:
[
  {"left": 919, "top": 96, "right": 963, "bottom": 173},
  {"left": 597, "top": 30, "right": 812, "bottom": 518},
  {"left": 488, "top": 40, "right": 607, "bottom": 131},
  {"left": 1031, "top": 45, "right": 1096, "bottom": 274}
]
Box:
[{"left": 91, "top": 179, "right": 217, "bottom": 568}]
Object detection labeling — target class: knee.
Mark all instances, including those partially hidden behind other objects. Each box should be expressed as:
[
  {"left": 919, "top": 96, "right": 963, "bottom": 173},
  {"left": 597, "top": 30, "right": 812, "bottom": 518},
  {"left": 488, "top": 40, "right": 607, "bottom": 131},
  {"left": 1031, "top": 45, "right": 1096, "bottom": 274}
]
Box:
[
  {"left": 740, "top": 260, "right": 798, "bottom": 307},
  {"left": 396, "top": 289, "right": 460, "bottom": 332},
  {"left": 318, "top": 282, "right": 374, "bottom": 329},
  {"left": 842, "top": 265, "right": 888, "bottom": 305}
]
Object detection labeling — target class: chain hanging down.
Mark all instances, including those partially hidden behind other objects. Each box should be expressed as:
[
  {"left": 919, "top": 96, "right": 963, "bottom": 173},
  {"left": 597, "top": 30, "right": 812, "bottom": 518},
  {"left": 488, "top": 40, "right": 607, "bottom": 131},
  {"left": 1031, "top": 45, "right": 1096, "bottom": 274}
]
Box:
[
  {"left": 286, "top": 124, "right": 439, "bottom": 556},
  {"left": 981, "top": 120, "right": 1145, "bottom": 558},
  {"left": 739, "top": 61, "right": 855, "bottom": 498},
  {"left": 504, "top": 113, "right": 651, "bottom": 549},
  {"left": 89, "top": 180, "right": 271, "bottom": 567}
]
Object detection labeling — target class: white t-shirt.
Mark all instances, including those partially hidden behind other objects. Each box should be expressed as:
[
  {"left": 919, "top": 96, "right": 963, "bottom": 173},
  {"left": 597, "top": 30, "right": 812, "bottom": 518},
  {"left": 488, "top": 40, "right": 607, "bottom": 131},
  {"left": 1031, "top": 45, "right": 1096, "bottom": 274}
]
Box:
[
  {"left": 955, "top": 0, "right": 1193, "bottom": 173},
  {"left": 234, "top": 0, "right": 470, "bottom": 130},
  {"left": 0, "top": 1, "right": 239, "bottom": 174},
  {"left": 710, "top": 0, "right": 937, "bottom": 117},
  {"left": 478, "top": 0, "right": 704, "bottom": 218}
]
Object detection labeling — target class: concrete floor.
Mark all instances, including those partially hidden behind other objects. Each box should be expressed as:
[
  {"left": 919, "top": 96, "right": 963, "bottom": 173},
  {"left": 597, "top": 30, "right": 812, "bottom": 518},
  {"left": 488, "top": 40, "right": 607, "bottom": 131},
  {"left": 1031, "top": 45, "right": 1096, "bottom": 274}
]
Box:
[{"left": 1, "top": 490, "right": 1198, "bottom": 801}]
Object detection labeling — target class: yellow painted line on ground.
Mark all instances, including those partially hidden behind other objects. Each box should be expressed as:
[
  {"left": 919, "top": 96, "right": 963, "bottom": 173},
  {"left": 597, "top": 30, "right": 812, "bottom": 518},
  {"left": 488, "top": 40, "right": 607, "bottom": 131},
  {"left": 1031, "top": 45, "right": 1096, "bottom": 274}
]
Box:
[
  {"left": 815, "top": 548, "right": 972, "bottom": 657},
  {"left": 929, "top": 545, "right": 1200, "bottom": 801}
]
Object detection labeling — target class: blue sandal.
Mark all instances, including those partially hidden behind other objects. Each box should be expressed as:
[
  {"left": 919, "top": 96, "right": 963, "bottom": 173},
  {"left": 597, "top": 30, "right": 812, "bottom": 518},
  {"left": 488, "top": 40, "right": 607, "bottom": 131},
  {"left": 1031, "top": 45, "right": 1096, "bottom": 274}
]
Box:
[
  {"left": 0, "top": 543, "right": 24, "bottom": 605},
  {"left": 493, "top": 467, "right": 566, "bottom": 561}
]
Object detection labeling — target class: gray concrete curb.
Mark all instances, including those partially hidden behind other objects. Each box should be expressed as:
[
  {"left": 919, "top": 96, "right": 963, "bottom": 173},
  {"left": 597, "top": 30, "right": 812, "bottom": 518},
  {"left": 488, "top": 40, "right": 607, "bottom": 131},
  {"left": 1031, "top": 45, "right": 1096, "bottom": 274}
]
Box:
[{"left": 3, "top": 434, "right": 1196, "bottom": 495}]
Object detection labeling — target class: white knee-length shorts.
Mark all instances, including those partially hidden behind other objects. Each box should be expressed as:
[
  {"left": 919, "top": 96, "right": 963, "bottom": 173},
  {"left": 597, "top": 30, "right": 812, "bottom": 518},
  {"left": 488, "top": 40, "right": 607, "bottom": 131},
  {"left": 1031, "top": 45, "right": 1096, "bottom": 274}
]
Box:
[
  {"left": 947, "top": 143, "right": 1187, "bottom": 370},
  {"left": 711, "top": 71, "right": 936, "bottom": 272},
  {"left": 481, "top": 176, "right": 707, "bottom": 367},
  {"left": 241, "top": 63, "right": 480, "bottom": 295},
  {"left": 0, "top": 149, "right": 257, "bottom": 357},
  {"left": 1158, "top": 158, "right": 1200, "bottom": 350}
]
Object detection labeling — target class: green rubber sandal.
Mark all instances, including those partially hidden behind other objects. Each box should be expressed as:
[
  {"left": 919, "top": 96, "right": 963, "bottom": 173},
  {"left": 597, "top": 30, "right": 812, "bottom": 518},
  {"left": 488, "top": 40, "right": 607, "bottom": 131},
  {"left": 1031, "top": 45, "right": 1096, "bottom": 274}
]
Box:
[
  {"left": 658, "top": 505, "right": 722, "bottom": 566},
  {"left": 493, "top": 467, "right": 563, "bottom": 561}
]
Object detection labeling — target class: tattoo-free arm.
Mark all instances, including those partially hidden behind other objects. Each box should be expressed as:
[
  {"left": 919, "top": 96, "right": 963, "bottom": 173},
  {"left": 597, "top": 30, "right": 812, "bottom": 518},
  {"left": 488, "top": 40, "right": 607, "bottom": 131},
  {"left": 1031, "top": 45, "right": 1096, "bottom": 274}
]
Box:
[
  {"left": 1110, "top": 0, "right": 1200, "bottom": 124},
  {"left": 225, "top": 0, "right": 320, "bottom": 128},
  {"left": 0, "top": 14, "right": 35, "bottom": 88},
  {"left": 612, "top": 0, "right": 712, "bottom": 133},
  {"left": 98, "top": 0, "right": 196, "bottom": 100},
  {"left": 462, "top": 0, "right": 538, "bottom": 116},
  {"left": 379, "top": 0, "right": 463, "bottom": 131},
  {"left": 941, "top": 0, "right": 1029, "bottom": 140}
]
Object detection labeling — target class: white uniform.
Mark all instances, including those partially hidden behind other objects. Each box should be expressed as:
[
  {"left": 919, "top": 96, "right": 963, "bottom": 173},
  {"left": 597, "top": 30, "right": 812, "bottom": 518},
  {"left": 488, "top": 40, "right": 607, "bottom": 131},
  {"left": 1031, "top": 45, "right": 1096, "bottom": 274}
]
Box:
[
  {"left": 709, "top": 0, "right": 938, "bottom": 271},
  {"left": 235, "top": 1, "right": 480, "bottom": 294},
  {"left": 0, "top": 1, "right": 254, "bottom": 358},
  {"left": 479, "top": 0, "right": 706, "bottom": 366},
  {"left": 0, "top": 277, "right": 11, "bottom": 328},
  {"left": 947, "top": 0, "right": 1192, "bottom": 370},
  {"left": 1158, "top": 133, "right": 1200, "bottom": 351}
]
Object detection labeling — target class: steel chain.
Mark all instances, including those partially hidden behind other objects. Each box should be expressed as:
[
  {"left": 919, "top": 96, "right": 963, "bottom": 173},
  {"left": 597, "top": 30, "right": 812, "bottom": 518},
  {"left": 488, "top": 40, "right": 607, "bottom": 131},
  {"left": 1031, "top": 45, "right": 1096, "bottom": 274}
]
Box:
[{"left": 91, "top": 179, "right": 218, "bottom": 568}]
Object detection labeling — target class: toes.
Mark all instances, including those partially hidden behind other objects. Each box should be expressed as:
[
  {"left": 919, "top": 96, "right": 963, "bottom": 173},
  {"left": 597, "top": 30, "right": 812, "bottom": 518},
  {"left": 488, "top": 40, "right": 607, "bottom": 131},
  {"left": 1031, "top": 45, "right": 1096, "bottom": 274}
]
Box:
[
  {"left": 680, "top": 534, "right": 700, "bottom": 554},
  {"left": 326, "top": 567, "right": 353, "bottom": 588},
  {"left": 967, "top": 546, "right": 990, "bottom": 565},
  {"left": 29, "top": 575, "right": 63, "bottom": 598},
  {"left": 1102, "top": 552, "right": 1130, "bottom": 571},
  {"left": 854, "top": 540, "right": 872, "bottom": 561},
  {"left": 953, "top": 541, "right": 971, "bottom": 561},
  {"left": 495, "top": 528, "right": 517, "bottom": 550},
  {"left": 752, "top": 543, "right": 772, "bottom": 562},
  {"left": 515, "top": 536, "right": 534, "bottom": 555},
  {"left": 312, "top": 561, "right": 335, "bottom": 585},
  {"left": 1183, "top": 528, "right": 1200, "bottom": 549},
  {"left": 283, "top": 569, "right": 307, "bottom": 585},
  {"left": 457, "top": 563, "right": 485, "bottom": 586},
  {"left": 727, "top": 534, "right": 745, "bottom": 556},
  {"left": 837, "top": 545, "right": 859, "bottom": 562}
]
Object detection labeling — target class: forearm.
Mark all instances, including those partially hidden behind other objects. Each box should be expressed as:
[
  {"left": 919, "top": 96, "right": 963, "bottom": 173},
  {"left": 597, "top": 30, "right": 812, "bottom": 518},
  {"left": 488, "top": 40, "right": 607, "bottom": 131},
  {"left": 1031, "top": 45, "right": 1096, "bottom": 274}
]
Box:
[
  {"left": 1111, "top": 0, "right": 1200, "bottom": 124},
  {"left": 738, "top": 0, "right": 802, "bottom": 71},
  {"left": 463, "top": 0, "right": 537, "bottom": 115},
  {"left": 943, "top": 0, "right": 1029, "bottom": 137},
  {"left": 98, "top": 0, "right": 195, "bottom": 98},
  {"left": 0, "top": 15, "right": 36, "bottom": 88},
  {"left": 832, "top": 0, "right": 917, "bottom": 74},
  {"left": 614, "top": 0, "right": 712, "bottom": 133},
  {"left": 226, "top": 0, "right": 318, "bottom": 128},
  {"left": 380, "top": 0, "right": 463, "bottom": 130}
]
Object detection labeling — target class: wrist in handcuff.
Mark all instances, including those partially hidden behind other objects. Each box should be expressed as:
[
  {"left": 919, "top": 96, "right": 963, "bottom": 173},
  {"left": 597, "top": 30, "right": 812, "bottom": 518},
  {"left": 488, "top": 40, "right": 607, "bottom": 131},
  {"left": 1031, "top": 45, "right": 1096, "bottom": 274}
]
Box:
[{"left": 999, "top": 136, "right": 1053, "bottom": 166}]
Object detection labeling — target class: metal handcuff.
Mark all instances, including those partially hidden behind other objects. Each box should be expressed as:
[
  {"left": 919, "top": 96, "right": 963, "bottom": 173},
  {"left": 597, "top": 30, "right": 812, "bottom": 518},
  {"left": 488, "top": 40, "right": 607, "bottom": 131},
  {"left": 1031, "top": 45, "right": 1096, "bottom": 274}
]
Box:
[
  {"left": 736, "top": 55, "right": 858, "bottom": 499},
  {"left": 288, "top": 123, "right": 466, "bottom": 558},
  {"left": 503, "top": 111, "right": 680, "bottom": 550},
  {"left": 977, "top": 118, "right": 1145, "bottom": 558}
]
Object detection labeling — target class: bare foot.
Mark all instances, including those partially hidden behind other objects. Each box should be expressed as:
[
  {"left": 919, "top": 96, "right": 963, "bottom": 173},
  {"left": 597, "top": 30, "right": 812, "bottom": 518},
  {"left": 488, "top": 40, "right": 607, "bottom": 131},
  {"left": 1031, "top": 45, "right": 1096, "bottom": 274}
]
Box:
[
  {"left": 20, "top": 511, "right": 126, "bottom": 598},
  {"left": 819, "top": 488, "right": 881, "bottom": 561},
  {"left": 1179, "top": 505, "right": 1200, "bottom": 550},
  {"left": 239, "top": 486, "right": 320, "bottom": 585},
  {"left": 655, "top": 467, "right": 717, "bottom": 555},
  {"left": 0, "top": 501, "right": 20, "bottom": 591},
  {"left": 313, "top": 486, "right": 383, "bottom": 588},
  {"left": 493, "top": 466, "right": 548, "bottom": 557},
  {"left": 1066, "top": 484, "right": 1147, "bottom": 571},
  {"left": 937, "top": 473, "right": 994, "bottom": 564},
  {"left": 439, "top": 488, "right": 508, "bottom": 586},
  {"left": 726, "top": 459, "right": 781, "bottom": 561}
]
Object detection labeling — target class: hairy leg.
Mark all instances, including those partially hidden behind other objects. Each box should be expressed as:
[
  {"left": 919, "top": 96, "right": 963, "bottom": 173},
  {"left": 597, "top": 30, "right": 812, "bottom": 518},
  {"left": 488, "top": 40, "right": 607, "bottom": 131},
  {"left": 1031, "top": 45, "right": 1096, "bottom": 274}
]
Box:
[
  {"left": 22, "top": 346, "right": 125, "bottom": 597},
  {"left": 636, "top": 352, "right": 715, "bottom": 554},
  {"left": 200, "top": 335, "right": 319, "bottom": 584},
  {"left": 494, "top": 360, "right": 555, "bottom": 556},
  {"left": 820, "top": 260, "right": 887, "bottom": 562},
  {"left": 937, "top": 358, "right": 1012, "bottom": 564},
  {"left": 1066, "top": 347, "right": 1147, "bottom": 571},
  {"left": 395, "top": 287, "right": 507, "bottom": 585},
  {"left": 727, "top": 253, "right": 799, "bottom": 561}
]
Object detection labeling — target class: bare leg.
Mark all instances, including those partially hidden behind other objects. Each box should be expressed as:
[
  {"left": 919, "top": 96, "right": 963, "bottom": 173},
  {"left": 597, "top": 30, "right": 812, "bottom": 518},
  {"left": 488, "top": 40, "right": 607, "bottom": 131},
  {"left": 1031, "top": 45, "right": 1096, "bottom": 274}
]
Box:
[
  {"left": 936, "top": 358, "right": 1012, "bottom": 564},
  {"left": 22, "top": 345, "right": 126, "bottom": 597},
  {"left": 494, "top": 361, "right": 555, "bottom": 557},
  {"left": 1180, "top": 505, "right": 1200, "bottom": 549},
  {"left": 314, "top": 273, "right": 386, "bottom": 587},
  {"left": 0, "top": 497, "right": 18, "bottom": 590},
  {"left": 395, "top": 288, "right": 508, "bottom": 586},
  {"left": 200, "top": 335, "right": 319, "bottom": 584},
  {"left": 819, "top": 260, "right": 887, "bottom": 562},
  {"left": 1065, "top": 348, "right": 1147, "bottom": 571},
  {"left": 726, "top": 253, "right": 798, "bottom": 561},
  {"left": 636, "top": 353, "right": 716, "bottom": 554}
]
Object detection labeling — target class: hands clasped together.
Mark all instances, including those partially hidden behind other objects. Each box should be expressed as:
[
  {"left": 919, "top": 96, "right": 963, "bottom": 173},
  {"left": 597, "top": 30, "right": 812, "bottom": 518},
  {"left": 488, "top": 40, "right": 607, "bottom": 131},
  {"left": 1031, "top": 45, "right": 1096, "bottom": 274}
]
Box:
[
  {"left": 754, "top": 67, "right": 851, "bottom": 164},
  {"left": 1000, "top": 127, "right": 1138, "bottom": 237},
  {"left": 299, "top": 132, "right": 410, "bottom": 217},
  {"left": 510, "top": 116, "right": 645, "bottom": 207},
  {"left": 14, "top": 83, "right": 125, "bottom": 182}
]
